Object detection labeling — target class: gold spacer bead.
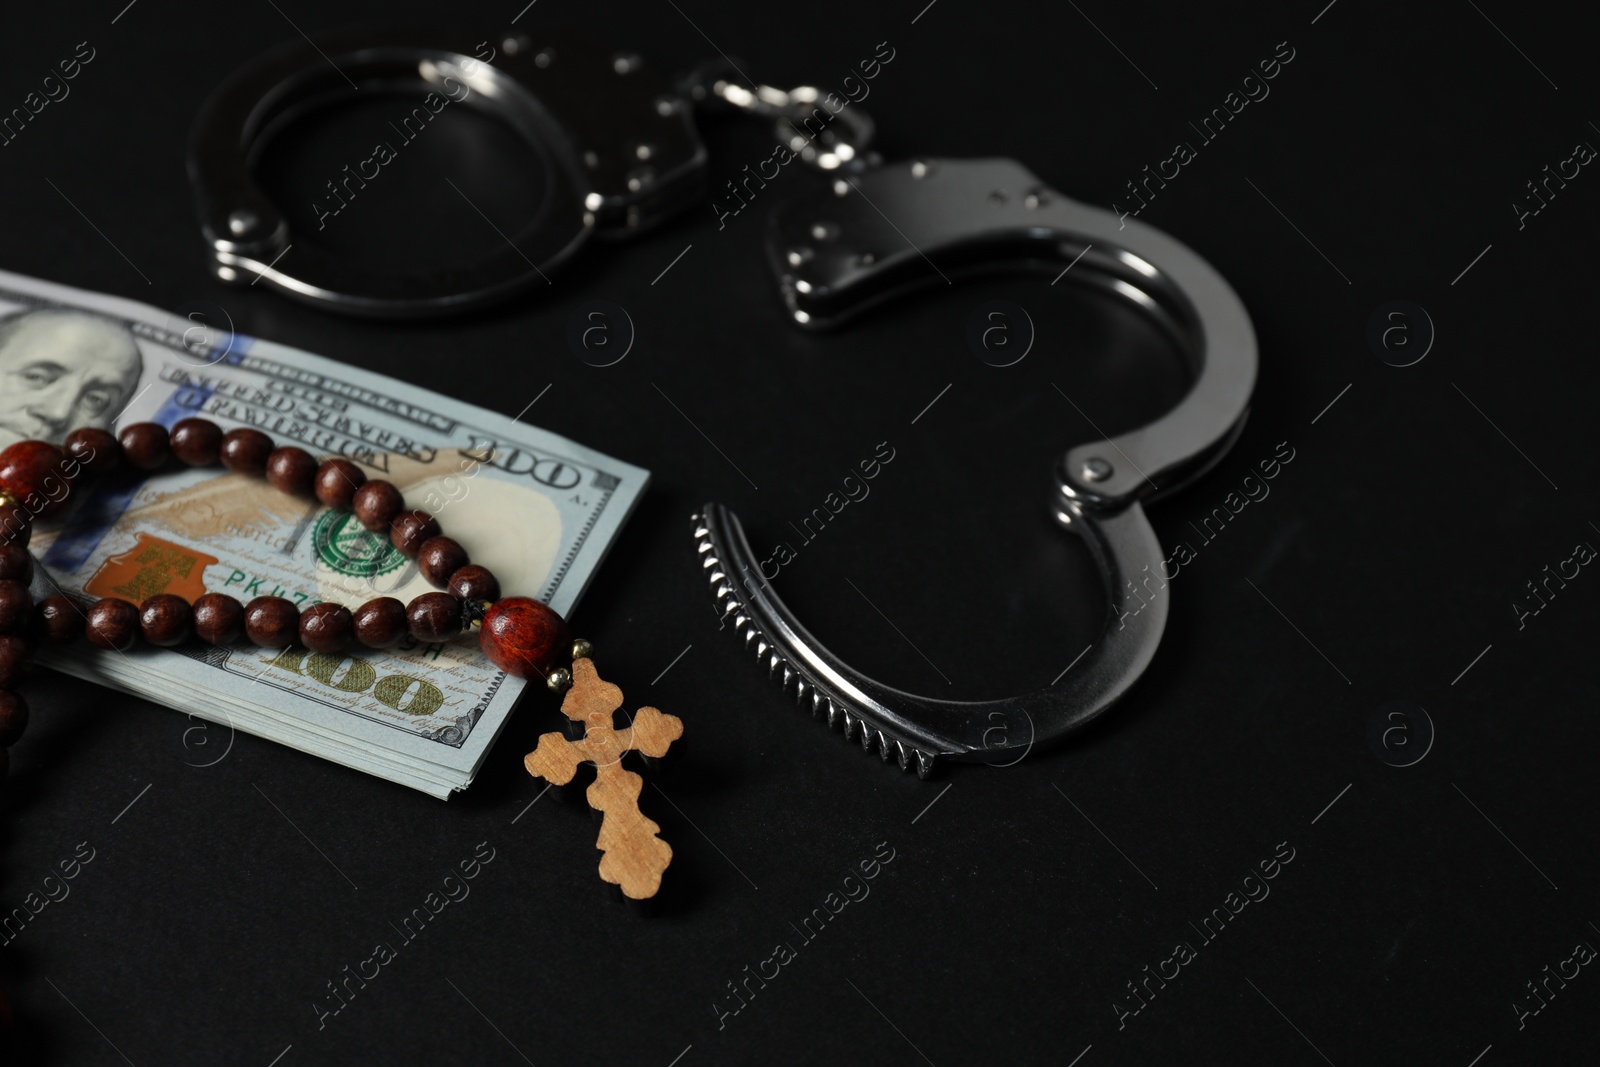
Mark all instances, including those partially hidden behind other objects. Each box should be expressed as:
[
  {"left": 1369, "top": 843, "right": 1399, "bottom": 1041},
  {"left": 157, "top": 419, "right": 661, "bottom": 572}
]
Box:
[
  {"left": 546, "top": 667, "right": 573, "bottom": 692},
  {"left": 571, "top": 638, "right": 593, "bottom": 661},
  {"left": 0, "top": 491, "right": 16, "bottom": 509}
]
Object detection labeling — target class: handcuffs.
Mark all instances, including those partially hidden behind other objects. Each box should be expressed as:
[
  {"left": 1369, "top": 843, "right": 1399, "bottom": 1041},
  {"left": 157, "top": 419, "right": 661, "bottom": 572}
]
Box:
[
  {"left": 187, "top": 32, "right": 865, "bottom": 315},
  {"left": 188, "top": 31, "right": 1256, "bottom": 774},
  {"left": 695, "top": 161, "right": 1257, "bottom": 776}
]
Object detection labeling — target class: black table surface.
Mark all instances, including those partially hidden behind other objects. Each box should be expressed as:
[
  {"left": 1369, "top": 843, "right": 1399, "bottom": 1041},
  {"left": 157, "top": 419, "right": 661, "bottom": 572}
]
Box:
[{"left": 3, "top": 1, "right": 1597, "bottom": 1063}]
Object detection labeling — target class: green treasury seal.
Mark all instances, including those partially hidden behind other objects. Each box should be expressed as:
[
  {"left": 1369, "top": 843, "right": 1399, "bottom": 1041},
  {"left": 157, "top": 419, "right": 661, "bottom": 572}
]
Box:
[{"left": 313, "top": 510, "right": 408, "bottom": 578}]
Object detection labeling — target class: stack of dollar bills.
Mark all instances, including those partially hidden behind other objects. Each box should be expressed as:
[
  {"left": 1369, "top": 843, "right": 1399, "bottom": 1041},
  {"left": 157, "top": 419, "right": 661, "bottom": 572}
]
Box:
[{"left": 0, "top": 270, "right": 646, "bottom": 797}]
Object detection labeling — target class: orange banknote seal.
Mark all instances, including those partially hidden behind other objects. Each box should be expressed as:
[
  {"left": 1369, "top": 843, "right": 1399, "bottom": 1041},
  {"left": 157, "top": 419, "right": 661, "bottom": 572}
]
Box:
[{"left": 84, "top": 532, "right": 220, "bottom": 605}]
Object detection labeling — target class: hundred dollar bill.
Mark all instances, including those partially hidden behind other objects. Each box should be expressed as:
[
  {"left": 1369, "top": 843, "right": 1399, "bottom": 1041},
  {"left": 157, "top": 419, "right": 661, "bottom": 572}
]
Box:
[{"left": 0, "top": 269, "right": 647, "bottom": 797}]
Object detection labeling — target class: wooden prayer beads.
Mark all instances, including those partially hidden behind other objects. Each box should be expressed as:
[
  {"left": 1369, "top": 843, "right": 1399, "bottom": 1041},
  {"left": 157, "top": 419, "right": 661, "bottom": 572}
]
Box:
[
  {"left": 0, "top": 416, "right": 682, "bottom": 1033},
  {"left": 0, "top": 418, "right": 581, "bottom": 784}
]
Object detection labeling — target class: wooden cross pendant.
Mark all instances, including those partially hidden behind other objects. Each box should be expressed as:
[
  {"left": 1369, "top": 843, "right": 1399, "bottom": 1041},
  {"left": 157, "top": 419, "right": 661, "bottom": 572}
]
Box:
[{"left": 524, "top": 657, "right": 684, "bottom": 900}]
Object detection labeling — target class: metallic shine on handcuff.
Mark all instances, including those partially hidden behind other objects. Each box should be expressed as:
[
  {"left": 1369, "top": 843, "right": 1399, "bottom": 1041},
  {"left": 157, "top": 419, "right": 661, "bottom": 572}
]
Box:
[
  {"left": 695, "top": 154, "right": 1256, "bottom": 776},
  {"left": 188, "top": 30, "right": 1257, "bottom": 777}
]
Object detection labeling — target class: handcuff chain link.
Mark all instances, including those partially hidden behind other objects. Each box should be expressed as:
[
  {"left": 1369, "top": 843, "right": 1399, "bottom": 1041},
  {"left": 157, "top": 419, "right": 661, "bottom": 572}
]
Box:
[{"left": 681, "top": 60, "right": 876, "bottom": 174}]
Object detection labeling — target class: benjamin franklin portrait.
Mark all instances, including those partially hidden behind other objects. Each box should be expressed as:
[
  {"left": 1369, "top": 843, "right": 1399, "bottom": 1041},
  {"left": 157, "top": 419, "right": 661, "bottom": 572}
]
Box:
[{"left": 0, "top": 308, "right": 143, "bottom": 450}]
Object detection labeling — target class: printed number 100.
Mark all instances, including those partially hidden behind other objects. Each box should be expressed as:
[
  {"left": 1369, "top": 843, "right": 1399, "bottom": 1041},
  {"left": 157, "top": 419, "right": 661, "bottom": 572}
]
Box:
[{"left": 268, "top": 648, "right": 446, "bottom": 717}]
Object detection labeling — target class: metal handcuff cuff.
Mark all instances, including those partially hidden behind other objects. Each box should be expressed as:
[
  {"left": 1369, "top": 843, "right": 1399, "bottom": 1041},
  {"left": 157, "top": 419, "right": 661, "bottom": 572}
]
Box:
[
  {"left": 694, "top": 160, "right": 1258, "bottom": 778},
  {"left": 187, "top": 31, "right": 867, "bottom": 314},
  {"left": 186, "top": 32, "right": 1256, "bottom": 776}
]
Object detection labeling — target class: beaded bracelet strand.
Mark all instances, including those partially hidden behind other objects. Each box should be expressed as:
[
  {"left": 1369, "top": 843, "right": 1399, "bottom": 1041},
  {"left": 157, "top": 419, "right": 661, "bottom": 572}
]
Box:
[{"left": 0, "top": 417, "right": 586, "bottom": 785}]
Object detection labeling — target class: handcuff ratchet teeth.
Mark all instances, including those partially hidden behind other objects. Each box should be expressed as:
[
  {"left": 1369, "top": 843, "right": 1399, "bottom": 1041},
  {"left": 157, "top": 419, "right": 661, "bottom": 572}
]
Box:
[{"left": 695, "top": 157, "right": 1257, "bottom": 776}]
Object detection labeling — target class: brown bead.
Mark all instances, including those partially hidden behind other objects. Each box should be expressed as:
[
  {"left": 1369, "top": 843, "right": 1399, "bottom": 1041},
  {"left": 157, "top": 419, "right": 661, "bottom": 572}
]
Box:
[
  {"left": 299, "top": 602, "right": 354, "bottom": 654},
  {"left": 243, "top": 596, "right": 299, "bottom": 647},
  {"left": 220, "top": 428, "right": 274, "bottom": 475},
  {"left": 169, "top": 418, "right": 224, "bottom": 466},
  {"left": 314, "top": 458, "right": 366, "bottom": 509},
  {"left": 447, "top": 564, "right": 500, "bottom": 603},
  {"left": 266, "top": 447, "right": 318, "bottom": 496},
  {"left": 0, "top": 580, "right": 30, "bottom": 635},
  {"left": 352, "top": 480, "right": 404, "bottom": 533},
  {"left": 63, "top": 427, "right": 121, "bottom": 476},
  {"left": 0, "top": 690, "right": 28, "bottom": 747},
  {"left": 0, "top": 441, "right": 71, "bottom": 518},
  {"left": 85, "top": 598, "right": 139, "bottom": 652},
  {"left": 139, "top": 593, "right": 193, "bottom": 647},
  {"left": 353, "top": 597, "right": 408, "bottom": 649},
  {"left": 407, "top": 592, "right": 462, "bottom": 643},
  {"left": 0, "top": 635, "right": 32, "bottom": 688},
  {"left": 117, "top": 422, "right": 170, "bottom": 472},
  {"left": 0, "top": 544, "right": 31, "bottom": 584},
  {"left": 417, "top": 536, "right": 469, "bottom": 588},
  {"left": 0, "top": 502, "right": 31, "bottom": 546},
  {"left": 35, "top": 594, "right": 85, "bottom": 644},
  {"left": 479, "top": 597, "right": 569, "bottom": 679},
  {"left": 193, "top": 592, "right": 245, "bottom": 645},
  {"left": 390, "top": 510, "right": 440, "bottom": 558}
]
